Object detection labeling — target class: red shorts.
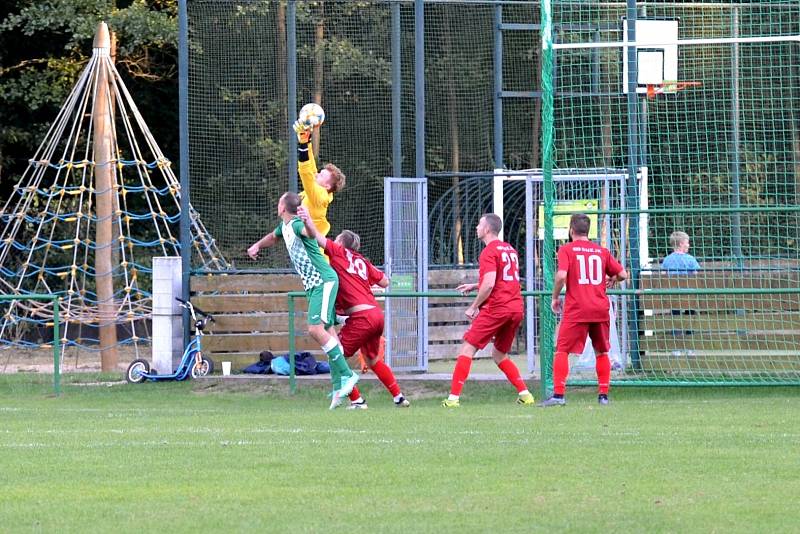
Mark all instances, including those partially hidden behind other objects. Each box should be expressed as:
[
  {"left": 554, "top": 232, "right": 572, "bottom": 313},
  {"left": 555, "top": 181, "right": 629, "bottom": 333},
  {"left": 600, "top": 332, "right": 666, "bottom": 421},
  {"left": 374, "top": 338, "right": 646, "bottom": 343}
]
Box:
[
  {"left": 555, "top": 319, "right": 610, "bottom": 354},
  {"left": 339, "top": 307, "right": 384, "bottom": 359},
  {"left": 463, "top": 307, "right": 523, "bottom": 354}
]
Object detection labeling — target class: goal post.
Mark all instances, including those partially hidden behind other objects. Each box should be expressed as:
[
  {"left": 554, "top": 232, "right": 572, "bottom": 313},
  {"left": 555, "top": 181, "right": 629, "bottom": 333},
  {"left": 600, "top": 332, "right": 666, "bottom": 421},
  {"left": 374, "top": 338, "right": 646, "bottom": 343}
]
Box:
[{"left": 493, "top": 169, "right": 633, "bottom": 378}]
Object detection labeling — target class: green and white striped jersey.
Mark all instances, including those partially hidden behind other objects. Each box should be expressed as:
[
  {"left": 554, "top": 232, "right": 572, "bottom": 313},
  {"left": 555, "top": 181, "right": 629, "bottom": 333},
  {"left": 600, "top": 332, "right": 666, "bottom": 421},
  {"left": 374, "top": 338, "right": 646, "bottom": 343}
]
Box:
[{"left": 275, "top": 217, "right": 337, "bottom": 291}]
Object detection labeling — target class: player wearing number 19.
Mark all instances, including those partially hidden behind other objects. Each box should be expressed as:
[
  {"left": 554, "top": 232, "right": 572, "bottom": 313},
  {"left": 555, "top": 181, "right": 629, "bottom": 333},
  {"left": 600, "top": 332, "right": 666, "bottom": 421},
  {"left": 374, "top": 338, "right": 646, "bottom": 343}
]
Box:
[
  {"left": 298, "top": 206, "right": 410, "bottom": 409},
  {"left": 442, "top": 213, "right": 534, "bottom": 407},
  {"left": 542, "top": 213, "right": 628, "bottom": 407},
  {"left": 247, "top": 192, "right": 359, "bottom": 410}
]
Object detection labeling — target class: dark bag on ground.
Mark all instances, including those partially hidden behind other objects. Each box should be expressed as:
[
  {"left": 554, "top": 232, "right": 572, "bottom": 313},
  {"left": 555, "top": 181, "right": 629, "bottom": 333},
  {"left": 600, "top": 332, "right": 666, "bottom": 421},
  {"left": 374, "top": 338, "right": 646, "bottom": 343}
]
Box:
[
  {"left": 242, "top": 351, "right": 275, "bottom": 374},
  {"left": 243, "top": 351, "right": 329, "bottom": 376},
  {"left": 294, "top": 352, "right": 318, "bottom": 375}
]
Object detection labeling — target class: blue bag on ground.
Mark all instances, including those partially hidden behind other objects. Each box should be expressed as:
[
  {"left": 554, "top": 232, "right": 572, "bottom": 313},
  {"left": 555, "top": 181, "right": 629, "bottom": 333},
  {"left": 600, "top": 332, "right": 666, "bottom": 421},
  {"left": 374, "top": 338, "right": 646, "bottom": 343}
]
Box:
[
  {"left": 270, "top": 356, "right": 290, "bottom": 375},
  {"left": 258, "top": 352, "right": 327, "bottom": 376}
]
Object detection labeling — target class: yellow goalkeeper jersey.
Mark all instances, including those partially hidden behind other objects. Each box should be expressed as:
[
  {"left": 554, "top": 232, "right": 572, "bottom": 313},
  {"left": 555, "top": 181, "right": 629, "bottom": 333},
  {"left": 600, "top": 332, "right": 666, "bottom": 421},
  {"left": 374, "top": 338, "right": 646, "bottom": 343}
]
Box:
[{"left": 298, "top": 143, "right": 333, "bottom": 237}]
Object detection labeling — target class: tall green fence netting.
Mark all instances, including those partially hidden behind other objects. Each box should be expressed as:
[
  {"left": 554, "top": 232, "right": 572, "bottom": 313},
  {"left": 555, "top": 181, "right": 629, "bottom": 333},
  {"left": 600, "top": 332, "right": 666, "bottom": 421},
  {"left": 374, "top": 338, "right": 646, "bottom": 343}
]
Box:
[
  {"left": 186, "top": 0, "right": 800, "bottom": 384},
  {"left": 541, "top": 0, "right": 800, "bottom": 384}
]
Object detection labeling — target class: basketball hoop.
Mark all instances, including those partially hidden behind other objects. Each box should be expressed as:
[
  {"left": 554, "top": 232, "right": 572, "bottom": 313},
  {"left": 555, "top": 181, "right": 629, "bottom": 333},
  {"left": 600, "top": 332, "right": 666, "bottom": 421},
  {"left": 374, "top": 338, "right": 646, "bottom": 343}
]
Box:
[{"left": 646, "top": 80, "right": 702, "bottom": 99}]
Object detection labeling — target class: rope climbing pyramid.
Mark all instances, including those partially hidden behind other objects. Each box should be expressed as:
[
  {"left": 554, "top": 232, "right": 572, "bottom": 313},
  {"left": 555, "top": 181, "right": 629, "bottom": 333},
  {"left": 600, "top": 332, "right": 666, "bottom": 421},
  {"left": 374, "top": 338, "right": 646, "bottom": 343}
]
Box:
[{"left": 0, "top": 22, "right": 227, "bottom": 369}]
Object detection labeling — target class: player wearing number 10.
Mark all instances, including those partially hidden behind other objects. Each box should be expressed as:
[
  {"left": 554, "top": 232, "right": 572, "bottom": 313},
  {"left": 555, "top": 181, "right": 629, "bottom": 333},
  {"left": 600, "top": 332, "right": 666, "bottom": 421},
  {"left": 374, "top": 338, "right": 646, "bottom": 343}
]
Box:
[
  {"left": 543, "top": 213, "right": 628, "bottom": 407},
  {"left": 442, "top": 213, "right": 534, "bottom": 407}
]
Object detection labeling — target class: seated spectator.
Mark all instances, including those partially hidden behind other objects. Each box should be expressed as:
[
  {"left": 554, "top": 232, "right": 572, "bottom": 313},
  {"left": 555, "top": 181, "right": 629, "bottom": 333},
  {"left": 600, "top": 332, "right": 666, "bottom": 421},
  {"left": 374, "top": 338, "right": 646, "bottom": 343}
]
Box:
[
  {"left": 662, "top": 231, "right": 700, "bottom": 344},
  {"left": 661, "top": 231, "right": 700, "bottom": 275}
]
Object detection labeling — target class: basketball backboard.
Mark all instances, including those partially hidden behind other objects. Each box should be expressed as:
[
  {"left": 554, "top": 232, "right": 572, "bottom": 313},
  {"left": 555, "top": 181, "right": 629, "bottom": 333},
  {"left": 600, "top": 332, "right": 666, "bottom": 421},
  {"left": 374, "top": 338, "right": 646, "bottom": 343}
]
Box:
[{"left": 622, "top": 18, "right": 679, "bottom": 94}]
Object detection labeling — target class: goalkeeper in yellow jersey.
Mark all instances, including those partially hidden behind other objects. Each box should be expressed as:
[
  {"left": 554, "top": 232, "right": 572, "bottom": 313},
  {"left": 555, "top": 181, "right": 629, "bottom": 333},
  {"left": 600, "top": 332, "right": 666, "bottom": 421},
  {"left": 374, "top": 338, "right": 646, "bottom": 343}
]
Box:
[{"left": 292, "top": 119, "right": 346, "bottom": 239}]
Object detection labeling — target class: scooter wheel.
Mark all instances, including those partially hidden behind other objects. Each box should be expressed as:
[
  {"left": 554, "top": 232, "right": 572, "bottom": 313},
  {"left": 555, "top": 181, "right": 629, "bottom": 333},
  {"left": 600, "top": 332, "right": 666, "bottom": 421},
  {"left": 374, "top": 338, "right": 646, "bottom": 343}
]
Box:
[
  {"left": 191, "top": 357, "right": 214, "bottom": 378},
  {"left": 126, "top": 359, "right": 150, "bottom": 384}
]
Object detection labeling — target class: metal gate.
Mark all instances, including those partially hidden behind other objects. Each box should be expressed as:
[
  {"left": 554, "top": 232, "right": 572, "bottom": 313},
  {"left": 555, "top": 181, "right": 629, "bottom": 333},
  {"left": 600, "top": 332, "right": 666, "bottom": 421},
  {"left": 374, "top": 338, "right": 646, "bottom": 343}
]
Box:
[
  {"left": 383, "top": 178, "right": 428, "bottom": 371},
  {"left": 520, "top": 172, "right": 628, "bottom": 371}
]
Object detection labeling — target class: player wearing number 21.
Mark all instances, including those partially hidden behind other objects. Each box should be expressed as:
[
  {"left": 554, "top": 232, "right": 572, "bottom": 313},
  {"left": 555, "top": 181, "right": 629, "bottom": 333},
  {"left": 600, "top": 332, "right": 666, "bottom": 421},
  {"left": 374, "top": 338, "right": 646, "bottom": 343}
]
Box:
[
  {"left": 442, "top": 213, "right": 535, "bottom": 407},
  {"left": 542, "top": 213, "right": 628, "bottom": 407}
]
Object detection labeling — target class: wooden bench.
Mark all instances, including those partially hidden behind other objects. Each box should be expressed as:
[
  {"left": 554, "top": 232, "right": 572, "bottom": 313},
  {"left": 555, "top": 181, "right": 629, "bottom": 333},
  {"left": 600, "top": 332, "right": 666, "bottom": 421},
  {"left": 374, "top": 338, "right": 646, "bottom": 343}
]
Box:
[
  {"left": 191, "top": 273, "right": 315, "bottom": 370},
  {"left": 635, "top": 267, "right": 800, "bottom": 373},
  {"left": 427, "top": 268, "right": 528, "bottom": 360}
]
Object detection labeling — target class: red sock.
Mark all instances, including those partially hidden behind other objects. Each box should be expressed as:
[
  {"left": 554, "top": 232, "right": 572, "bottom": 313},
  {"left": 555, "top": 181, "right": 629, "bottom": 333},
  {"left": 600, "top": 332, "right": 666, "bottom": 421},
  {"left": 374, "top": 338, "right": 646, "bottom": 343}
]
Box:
[
  {"left": 497, "top": 358, "right": 527, "bottom": 393},
  {"left": 553, "top": 351, "right": 569, "bottom": 395},
  {"left": 596, "top": 353, "right": 610, "bottom": 395},
  {"left": 348, "top": 386, "right": 362, "bottom": 402},
  {"left": 370, "top": 360, "right": 401, "bottom": 397},
  {"left": 450, "top": 355, "right": 472, "bottom": 396}
]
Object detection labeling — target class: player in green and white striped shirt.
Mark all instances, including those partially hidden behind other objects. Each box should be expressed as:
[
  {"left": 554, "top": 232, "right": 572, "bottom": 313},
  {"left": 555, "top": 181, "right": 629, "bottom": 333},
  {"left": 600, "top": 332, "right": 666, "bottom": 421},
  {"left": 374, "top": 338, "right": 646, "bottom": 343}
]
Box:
[{"left": 248, "top": 192, "right": 359, "bottom": 409}]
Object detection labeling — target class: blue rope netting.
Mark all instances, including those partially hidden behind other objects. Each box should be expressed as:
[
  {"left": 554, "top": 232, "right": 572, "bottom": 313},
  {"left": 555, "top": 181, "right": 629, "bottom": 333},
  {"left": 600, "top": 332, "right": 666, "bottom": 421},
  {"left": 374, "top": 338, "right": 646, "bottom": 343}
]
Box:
[{"left": 0, "top": 50, "right": 227, "bottom": 354}]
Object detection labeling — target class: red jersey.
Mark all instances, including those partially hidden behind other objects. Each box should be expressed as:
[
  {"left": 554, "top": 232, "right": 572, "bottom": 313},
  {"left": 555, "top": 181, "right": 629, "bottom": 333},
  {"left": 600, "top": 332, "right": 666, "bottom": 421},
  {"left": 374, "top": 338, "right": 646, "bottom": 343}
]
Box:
[
  {"left": 557, "top": 240, "right": 623, "bottom": 322},
  {"left": 478, "top": 239, "right": 523, "bottom": 313},
  {"left": 324, "top": 240, "right": 385, "bottom": 314}
]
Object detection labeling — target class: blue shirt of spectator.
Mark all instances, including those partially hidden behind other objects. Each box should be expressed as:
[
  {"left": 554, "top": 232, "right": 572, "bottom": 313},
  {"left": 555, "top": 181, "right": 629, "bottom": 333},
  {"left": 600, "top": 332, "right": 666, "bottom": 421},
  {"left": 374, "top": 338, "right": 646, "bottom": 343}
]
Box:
[
  {"left": 662, "top": 251, "right": 700, "bottom": 274},
  {"left": 662, "top": 231, "right": 700, "bottom": 275}
]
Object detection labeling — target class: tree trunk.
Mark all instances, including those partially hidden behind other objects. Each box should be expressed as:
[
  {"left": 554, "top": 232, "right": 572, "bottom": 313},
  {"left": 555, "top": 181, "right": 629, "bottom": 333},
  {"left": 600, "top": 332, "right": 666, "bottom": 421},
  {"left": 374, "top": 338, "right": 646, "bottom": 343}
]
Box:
[
  {"left": 110, "top": 31, "right": 121, "bottom": 276},
  {"left": 312, "top": 3, "right": 325, "bottom": 153},
  {"left": 444, "top": 6, "right": 463, "bottom": 263},
  {"left": 277, "top": 1, "right": 287, "bottom": 128}
]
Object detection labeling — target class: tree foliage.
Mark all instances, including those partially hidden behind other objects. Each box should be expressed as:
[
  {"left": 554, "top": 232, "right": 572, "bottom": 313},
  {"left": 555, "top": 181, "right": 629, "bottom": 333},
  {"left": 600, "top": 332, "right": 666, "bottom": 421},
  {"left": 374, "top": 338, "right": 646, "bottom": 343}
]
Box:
[{"left": 0, "top": 0, "right": 178, "bottom": 197}]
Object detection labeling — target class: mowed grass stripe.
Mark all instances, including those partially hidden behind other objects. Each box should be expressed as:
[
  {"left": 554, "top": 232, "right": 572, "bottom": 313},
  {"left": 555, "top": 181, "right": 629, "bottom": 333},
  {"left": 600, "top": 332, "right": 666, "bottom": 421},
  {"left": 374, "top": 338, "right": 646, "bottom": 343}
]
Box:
[{"left": 0, "top": 376, "right": 798, "bottom": 533}]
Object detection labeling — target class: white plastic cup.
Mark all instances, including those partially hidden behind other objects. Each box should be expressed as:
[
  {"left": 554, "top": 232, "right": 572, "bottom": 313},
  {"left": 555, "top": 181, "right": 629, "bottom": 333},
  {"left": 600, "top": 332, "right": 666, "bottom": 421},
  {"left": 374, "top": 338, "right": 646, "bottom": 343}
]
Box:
[{"left": 222, "top": 361, "right": 231, "bottom": 376}]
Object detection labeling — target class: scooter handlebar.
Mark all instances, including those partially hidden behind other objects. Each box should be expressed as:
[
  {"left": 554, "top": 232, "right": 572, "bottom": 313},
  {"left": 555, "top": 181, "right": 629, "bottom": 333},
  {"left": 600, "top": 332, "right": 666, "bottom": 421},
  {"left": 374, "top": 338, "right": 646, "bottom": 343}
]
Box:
[{"left": 175, "top": 297, "right": 212, "bottom": 319}]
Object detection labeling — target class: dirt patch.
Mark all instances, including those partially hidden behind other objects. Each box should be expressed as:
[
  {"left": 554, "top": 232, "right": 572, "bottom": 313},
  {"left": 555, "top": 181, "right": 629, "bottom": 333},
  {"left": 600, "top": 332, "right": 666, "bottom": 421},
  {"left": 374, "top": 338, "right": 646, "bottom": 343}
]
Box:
[
  {"left": 191, "top": 377, "right": 297, "bottom": 396},
  {"left": 0, "top": 345, "right": 141, "bottom": 374}
]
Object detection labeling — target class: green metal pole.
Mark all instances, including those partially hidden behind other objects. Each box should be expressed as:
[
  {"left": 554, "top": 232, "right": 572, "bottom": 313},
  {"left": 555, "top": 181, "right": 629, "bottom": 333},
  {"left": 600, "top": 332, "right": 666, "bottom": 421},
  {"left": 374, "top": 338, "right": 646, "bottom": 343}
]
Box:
[
  {"left": 414, "top": 0, "right": 425, "bottom": 180},
  {"left": 288, "top": 293, "right": 296, "bottom": 394},
  {"left": 178, "top": 0, "right": 192, "bottom": 349},
  {"left": 0, "top": 295, "right": 64, "bottom": 396},
  {"left": 539, "top": 0, "right": 555, "bottom": 401},
  {"left": 52, "top": 296, "right": 61, "bottom": 397},
  {"left": 625, "top": 0, "right": 642, "bottom": 370}
]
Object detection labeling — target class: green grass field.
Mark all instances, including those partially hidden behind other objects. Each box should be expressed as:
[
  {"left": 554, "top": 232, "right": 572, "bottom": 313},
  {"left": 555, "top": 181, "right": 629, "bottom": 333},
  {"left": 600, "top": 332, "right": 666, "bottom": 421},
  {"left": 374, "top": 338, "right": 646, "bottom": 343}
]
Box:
[{"left": 1, "top": 375, "right": 799, "bottom": 533}]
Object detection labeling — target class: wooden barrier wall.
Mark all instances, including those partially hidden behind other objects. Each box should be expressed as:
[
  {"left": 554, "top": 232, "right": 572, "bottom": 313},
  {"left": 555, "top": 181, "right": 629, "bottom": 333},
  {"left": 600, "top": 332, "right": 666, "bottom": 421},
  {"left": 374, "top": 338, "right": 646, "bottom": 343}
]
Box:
[
  {"left": 191, "top": 264, "right": 800, "bottom": 370},
  {"left": 191, "top": 269, "right": 499, "bottom": 369},
  {"left": 637, "top": 268, "right": 800, "bottom": 354}
]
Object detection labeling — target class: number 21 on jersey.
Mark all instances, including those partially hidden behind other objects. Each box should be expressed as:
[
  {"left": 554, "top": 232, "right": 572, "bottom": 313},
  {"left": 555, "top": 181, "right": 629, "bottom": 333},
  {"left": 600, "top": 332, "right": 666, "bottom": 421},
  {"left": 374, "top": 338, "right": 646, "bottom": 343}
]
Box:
[
  {"left": 501, "top": 251, "right": 519, "bottom": 281},
  {"left": 576, "top": 254, "right": 602, "bottom": 285}
]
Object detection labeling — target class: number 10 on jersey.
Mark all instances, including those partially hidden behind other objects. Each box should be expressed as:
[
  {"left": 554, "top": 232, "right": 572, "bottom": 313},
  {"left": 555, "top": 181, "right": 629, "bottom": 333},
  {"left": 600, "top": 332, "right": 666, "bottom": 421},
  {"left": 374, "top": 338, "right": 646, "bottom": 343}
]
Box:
[{"left": 576, "top": 254, "right": 602, "bottom": 285}]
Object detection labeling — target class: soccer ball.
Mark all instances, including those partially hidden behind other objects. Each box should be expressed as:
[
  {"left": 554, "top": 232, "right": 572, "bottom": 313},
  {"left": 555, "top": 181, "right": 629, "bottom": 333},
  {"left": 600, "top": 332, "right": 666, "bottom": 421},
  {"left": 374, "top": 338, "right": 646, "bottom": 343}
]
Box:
[{"left": 298, "top": 103, "right": 325, "bottom": 129}]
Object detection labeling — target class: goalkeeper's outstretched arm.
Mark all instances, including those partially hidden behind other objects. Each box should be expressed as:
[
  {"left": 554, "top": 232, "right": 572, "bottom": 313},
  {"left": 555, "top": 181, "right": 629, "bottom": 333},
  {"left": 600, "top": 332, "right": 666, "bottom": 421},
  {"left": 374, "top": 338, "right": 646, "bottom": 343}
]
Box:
[{"left": 294, "top": 120, "right": 322, "bottom": 202}]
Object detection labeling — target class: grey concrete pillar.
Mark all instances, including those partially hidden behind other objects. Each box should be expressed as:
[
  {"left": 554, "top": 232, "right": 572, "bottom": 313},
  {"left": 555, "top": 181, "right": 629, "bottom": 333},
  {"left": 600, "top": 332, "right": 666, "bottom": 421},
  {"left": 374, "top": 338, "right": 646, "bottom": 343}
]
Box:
[{"left": 152, "top": 257, "right": 183, "bottom": 373}]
